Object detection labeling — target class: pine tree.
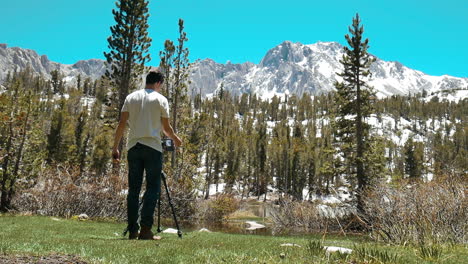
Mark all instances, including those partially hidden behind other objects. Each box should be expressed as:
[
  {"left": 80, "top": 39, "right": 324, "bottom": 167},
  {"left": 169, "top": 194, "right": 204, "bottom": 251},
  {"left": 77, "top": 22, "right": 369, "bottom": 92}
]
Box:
[
  {"left": 404, "top": 137, "right": 424, "bottom": 179},
  {"left": 77, "top": 74, "right": 82, "bottom": 91},
  {"left": 50, "top": 68, "right": 64, "bottom": 94},
  {"left": 0, "top": 72, "right": 41, "bottom": 211},
  {"left": 159, "top": 40, "right": 175, "bottom": 97},
  {"left": 334, "top": 13, "right": 376, "bottom": 213},
  {"left": 103, "top": 0, "right": 152, "bottom": 118},
  {"left": 159, "top": 19, "right": 191, "bottom": 170},
  {"left": 46, "top": 100, "right": 65, "bottom": 163},
  {"left": 254, "top": 113, "right": 268, "bottom": 198}
]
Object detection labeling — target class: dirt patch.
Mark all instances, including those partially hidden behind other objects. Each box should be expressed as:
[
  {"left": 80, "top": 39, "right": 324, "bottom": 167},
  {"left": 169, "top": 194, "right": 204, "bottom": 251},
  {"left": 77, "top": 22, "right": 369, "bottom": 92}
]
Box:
[{"left": 0, "top": 254, "right": 88, "bottom": 264}]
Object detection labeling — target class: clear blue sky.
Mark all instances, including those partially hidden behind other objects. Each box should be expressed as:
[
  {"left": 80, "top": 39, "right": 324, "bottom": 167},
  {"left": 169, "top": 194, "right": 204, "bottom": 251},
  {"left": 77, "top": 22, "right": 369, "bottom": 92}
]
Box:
[{"left": 1, "top": 0, "right": 467, "bottom": 77}]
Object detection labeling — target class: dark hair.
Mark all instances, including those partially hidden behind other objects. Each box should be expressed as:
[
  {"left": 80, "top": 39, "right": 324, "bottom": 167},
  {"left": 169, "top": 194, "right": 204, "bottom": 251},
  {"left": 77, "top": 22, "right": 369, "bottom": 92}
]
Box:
[{"left": 146, "top": 71, "right": 164, "bottom": 85}]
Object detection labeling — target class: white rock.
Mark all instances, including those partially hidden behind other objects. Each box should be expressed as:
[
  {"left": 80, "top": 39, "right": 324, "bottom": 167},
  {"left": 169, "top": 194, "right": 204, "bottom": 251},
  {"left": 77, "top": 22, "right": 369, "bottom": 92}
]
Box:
[
  {"left": 78, "top": 213, "right": 89, "bottom": 220},
  {"left": 162, "top": 228, "right": 179, "bottom": 234},
  {"left": 280, "top": 243, "right": 302, "bottom": 247},
  {"left": 199, "top": 228, "right": 211, "bottom": 233},
  {"left": 50, "top": 217, "right": 60, "bottom": 221},
  {"left": 246, "top": 221, "right": 266, "bottom": 230},
  {"left": 324, "top": 246, "right": 353, "bottom": 254}
]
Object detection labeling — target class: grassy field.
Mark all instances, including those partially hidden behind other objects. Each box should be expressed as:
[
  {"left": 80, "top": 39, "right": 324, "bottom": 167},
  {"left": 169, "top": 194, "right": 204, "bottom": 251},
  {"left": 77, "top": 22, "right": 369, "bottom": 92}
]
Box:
[{"left": 0, "top": 215, "right": 466, "bottom": 264}]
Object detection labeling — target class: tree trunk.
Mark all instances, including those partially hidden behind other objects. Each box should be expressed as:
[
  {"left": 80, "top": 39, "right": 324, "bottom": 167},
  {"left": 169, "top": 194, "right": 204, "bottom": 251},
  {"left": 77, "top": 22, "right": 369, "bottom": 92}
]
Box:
[
  {"left": 0, "top": 113, "right": 14, "bottom": 212},
  {"left": 204, "top": 148, "right": 211, "bottom": 199},
  {"left": 356, "top": 71, "right": 366, "bottom": 214},
  {"left": 7, "top": 99, "right": 32, "bottom": 207}
]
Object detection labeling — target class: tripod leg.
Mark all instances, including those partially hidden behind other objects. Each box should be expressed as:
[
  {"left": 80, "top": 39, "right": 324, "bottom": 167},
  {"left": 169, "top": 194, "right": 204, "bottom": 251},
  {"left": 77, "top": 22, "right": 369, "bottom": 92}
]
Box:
[
  {"left": 157, "top": 191, "right": 162, "bottom": 233},
  {"left": 161, "top": 172, "right": 182, "bottom": 238}
]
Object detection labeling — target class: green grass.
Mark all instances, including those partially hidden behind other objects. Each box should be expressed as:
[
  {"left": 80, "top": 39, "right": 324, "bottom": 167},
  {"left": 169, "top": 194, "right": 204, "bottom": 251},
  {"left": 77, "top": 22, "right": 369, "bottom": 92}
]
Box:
[{"left": 0, "top": 215, "right": 467, "bottom": 264}]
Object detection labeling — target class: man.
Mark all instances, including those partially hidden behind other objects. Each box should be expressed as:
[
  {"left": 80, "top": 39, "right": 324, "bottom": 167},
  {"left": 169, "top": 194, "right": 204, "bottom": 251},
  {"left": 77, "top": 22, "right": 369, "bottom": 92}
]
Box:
[{"left": 112, "top": 71, "right": 182, "bottom": 240}]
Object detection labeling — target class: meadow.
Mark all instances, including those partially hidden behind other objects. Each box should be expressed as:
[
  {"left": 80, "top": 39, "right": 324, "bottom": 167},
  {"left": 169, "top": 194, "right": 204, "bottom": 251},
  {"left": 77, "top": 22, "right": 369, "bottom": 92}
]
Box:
[{"left": 1, "top": 215, "right": 466, "bottom": 264}]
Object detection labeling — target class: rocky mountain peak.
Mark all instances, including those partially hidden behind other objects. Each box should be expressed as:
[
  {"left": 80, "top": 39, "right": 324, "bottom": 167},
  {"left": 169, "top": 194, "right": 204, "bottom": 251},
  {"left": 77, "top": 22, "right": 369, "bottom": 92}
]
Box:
[
  {"left": 0, "top": 45, "right": 107, "bottom": 83},
  {"left": 0, "top": 42, "right": 466, "bottom": 99},
  {"left": 190, "top": 41, "right": 468, "bottom": 98}
]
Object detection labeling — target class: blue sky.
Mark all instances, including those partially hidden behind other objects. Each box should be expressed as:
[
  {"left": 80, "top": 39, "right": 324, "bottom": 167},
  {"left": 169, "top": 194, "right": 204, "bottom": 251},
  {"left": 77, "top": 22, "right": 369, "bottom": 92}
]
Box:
[{"left": 1, "top": 0, "right": 467, "bottom": 77}]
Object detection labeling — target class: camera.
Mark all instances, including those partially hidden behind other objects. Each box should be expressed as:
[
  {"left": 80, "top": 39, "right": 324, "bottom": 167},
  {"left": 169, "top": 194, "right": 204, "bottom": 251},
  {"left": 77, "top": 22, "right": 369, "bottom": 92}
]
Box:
[{"left": 162, "top": 138, "right": 175, "bottom": 151}]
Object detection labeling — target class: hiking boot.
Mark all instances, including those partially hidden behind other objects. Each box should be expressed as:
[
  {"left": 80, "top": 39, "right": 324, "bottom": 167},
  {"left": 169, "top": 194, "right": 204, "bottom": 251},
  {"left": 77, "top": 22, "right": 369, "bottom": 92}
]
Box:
[
  {"left": 138, "top": 225, "right": 161, "bottom": 240},
  {"left": 129, "top": 231, "right": 139, "bottom": 240}
]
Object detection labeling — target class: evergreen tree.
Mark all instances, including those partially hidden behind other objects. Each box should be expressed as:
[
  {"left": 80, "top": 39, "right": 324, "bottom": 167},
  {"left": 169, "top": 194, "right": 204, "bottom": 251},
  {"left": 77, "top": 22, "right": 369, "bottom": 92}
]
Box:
[
  {"left": 404, "top": 137, "right": 424, "bottom": 179},
  {"left": 170, "top": 19, "right": 191, "bottom": 169},
  {"left": 159, "top": 39, "right": 175, "bottom": 97},
  {"left": 77, "top": 74, "right": 82, "bottom": 91},
  {"left": 334, "top": 14, "right": 376, "bottom": 213},
  {"left": 50, "top": 68, "right": 64, "bottom": 94},
  {"left": 0, "top": 72, "right": 42, "bottom": 211},
  {"left": 158, "top": 19, "right": 191, "bottom": 170},
  {"left": 103, "top": 0, "right": 152, "bottom": 118},
  {"left": 254, "top": 113, "right": 268, "bottom": 198},
  {"left": 46, "top": 100, "right": 65, "bottom": 163}
]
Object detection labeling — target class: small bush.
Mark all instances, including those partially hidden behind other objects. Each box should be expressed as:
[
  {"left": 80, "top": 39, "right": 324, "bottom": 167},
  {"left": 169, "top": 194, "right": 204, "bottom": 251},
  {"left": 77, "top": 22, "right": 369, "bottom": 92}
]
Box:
[
  {"left": 201, "top": 194, "right": 240, "bottom": 222},
  {"left": 270, "top": 198, "right": 354, "bottom": 234},
  {"left": 13, "top": 165, "right": 198, "bottom": 222},
  {"left": 13, "top": 167, "right": 127, "bottom": 220},
  {"left": 363, "top": 177, "right": 467, "bottom": 244},
  {"left": 159, "top": 177, "right": 197, "bottom": 221}
]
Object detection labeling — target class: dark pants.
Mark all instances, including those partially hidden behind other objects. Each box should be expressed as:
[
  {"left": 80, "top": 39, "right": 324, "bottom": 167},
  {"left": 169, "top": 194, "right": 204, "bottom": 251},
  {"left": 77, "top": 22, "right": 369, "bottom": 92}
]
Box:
[{"left": 127, "top": 143, "right": 162, "bottom": 232}]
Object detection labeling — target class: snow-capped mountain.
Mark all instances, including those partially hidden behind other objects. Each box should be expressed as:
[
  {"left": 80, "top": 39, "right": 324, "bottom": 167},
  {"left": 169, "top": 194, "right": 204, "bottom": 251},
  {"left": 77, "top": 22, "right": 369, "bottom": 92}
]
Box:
[
  {"left": 0, "top": 43, "right": 106, "bottom": 83},
  {"left": 189, "top": 41, "right": 468, "bottom": 98},
  {"left": 1, "top": 41, "right": 467, "bottom": 98}
]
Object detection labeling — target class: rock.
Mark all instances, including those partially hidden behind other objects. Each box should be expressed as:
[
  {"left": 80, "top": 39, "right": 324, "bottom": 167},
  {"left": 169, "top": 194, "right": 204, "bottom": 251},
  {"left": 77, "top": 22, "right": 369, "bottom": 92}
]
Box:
[
  {"left": 78, "top": 213, "right": 89, "bottom": 220},
  {"left": 51, "top": 217, "right": 60, "bottom": 221},
  {"left": 245, "top": 221, "right": 266, "bottom": 230},
  {"left": 162, "top": 228, "right": 178, "bottom": 234},
  {"left": 199, "top": 228, "right": 211, "bottom": 232},
  {"left": 280, "top": 243, "right": 302, "bottom": 247},
  {"left": 324, "top": 246, "right": 353, "bottom": 254}
]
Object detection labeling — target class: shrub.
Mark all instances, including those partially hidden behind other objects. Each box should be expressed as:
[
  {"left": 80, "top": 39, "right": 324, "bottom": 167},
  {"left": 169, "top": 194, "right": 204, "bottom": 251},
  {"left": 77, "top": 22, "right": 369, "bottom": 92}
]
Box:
[
  {"left": 158, "top": 160, "right": 198, "bottom": 221},
  {"left": 158, "top": 176, "right": 197, "bottom": 221},
  {"left": 13, "top": 165, "right": 198, "bottom": 222},
  {"left": 363, "top": 177, "right": 467, "bottom": 244},
  {"left": 200, "top": 194, "right": 240, "bottom": 222},
  {"left": 270, "top": 198, "right": 355, "bottom": 234},
  {"left": 13, "top": 167, "right": 127, "bottom": 220}
]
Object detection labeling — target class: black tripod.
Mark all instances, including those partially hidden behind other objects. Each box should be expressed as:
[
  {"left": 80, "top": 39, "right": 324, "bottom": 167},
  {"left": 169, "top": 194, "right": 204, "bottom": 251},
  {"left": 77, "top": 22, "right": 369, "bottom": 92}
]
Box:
[{"left": 156, "top": 171, "right": 182, "bottom": 238}]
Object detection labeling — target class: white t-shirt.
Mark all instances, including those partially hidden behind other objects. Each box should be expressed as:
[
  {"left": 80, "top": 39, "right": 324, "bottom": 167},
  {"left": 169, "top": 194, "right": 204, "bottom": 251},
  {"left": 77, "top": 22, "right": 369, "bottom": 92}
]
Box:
[{"left": 121, "top": 89, "right": 170, "bottom": 153}]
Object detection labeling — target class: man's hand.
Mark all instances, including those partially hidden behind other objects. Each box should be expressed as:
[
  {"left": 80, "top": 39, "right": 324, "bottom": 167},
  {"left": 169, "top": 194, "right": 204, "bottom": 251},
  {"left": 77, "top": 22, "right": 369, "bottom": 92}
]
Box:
[
  {"left": 162, "top": 117, "right": 182, "bottom": 149},
  {"left": 173, "top": 136, "right": 182, "bottom": 148},
  {"left": 112, "top": 112, "right": 128, "bottom": 163},
  {"left": 112, "top": 148, "right": 120, "bottom": 163}
]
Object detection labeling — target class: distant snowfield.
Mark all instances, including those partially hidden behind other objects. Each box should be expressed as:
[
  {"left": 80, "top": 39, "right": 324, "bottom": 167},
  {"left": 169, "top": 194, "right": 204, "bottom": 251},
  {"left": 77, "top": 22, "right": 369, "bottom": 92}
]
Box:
[{"left": 425, "top": 89, "right": 468, "bottom": 103}]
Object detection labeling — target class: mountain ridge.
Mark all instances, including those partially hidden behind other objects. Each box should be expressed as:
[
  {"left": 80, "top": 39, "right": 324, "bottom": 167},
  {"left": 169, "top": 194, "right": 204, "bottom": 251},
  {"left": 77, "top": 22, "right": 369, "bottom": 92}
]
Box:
[
  {"left": 190, "top": 40, "right": 468, "bottom": 98},
  {"left": 1, "top": 41, "right": 467, "bottom": 98}
]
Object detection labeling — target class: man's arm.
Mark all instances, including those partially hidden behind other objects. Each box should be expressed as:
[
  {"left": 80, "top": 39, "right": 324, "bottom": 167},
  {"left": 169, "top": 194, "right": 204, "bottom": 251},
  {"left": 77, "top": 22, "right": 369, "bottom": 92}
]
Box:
[
  {"left": 162, "top": 117, "right": 182, "bottom": 147},
  {"left": 112, "top": 111, "right": 129, "bottom": 160}
]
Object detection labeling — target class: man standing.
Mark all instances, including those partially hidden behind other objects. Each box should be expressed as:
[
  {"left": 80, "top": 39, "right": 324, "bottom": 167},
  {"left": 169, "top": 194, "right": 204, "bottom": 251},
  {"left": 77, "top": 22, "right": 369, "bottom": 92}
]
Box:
[{"left": 112, "top": 71, "right": 182, "bottom": 240}]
